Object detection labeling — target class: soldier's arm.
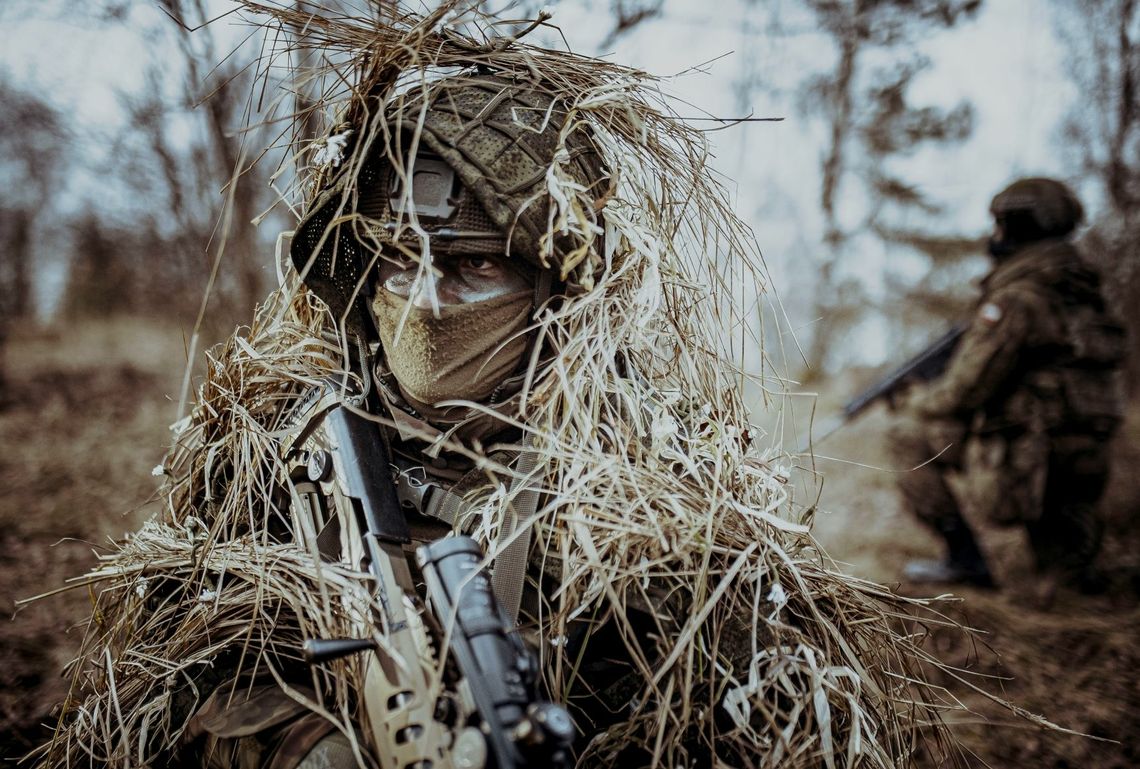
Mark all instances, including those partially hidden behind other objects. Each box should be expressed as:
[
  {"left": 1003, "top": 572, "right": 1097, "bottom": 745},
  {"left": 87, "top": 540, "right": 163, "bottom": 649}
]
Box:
[{"left": 908, "top": 286, "right": 1047, "bottom": 418}]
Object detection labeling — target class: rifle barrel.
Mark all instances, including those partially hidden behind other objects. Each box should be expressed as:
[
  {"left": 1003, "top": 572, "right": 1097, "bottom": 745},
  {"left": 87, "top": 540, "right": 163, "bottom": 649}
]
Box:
[
  {"left": 793, "top": 323, "right": 968, "bottom": 453},
  {"left": 841, "top": 323, "right": 966, "bottom": 420}
]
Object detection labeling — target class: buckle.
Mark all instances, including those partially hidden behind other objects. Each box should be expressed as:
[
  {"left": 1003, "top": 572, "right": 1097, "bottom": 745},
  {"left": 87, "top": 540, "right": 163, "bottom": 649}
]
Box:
[{"left": 394, "top": 466, "right": 435, "bottom": 515}]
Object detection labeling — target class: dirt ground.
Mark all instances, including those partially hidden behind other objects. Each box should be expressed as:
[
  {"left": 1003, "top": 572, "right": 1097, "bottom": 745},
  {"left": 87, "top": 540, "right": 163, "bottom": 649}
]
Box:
[
  {"left": 804, "top": 397, "right": 1140, "bottom": 768},
  {"left": 0, "top": 321, "right": 184, "bottom": 761},
  {"left": 2, "top": 320, "right": 1138, "bottom": 766}
]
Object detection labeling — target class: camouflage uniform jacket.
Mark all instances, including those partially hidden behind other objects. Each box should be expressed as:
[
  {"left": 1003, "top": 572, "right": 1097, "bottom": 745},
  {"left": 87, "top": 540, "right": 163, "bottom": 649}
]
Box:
[{"left": 910, "top": 238, "right": 1125, "bottom": 436}]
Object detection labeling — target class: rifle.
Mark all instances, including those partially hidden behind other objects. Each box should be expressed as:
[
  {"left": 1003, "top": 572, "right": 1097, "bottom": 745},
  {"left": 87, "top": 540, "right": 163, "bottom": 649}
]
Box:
[
  {"left": 801, "top": 323, "right": 966, "bottom": 451},
  {"left": 281, "top": 380, "right": 574, "bottom": 769}
]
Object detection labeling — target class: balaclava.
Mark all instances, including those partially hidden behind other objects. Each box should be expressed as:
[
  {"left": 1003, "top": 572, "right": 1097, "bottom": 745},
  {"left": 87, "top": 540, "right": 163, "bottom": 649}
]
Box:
[
  {"left": 371, "top": 287, "right": 533, "bottom": 409},
  {"left": 290, "top": 71, "right": 608, "bottom": 421}
]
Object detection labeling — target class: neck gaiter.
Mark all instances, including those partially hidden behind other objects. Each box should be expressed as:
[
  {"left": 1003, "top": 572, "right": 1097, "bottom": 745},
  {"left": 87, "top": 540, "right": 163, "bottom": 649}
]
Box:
[{"left": 372, "top": 289, "right": 534, "bottom": 407}]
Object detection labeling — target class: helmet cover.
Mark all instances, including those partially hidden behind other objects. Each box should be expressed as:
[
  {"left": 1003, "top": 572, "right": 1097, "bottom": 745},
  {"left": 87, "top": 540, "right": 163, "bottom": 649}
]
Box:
[
  {"left": 989, "top": 177, "right": 1084, "bottom": 242},
  {"left": 291, "top": 71, "right": 607, "bottom": 336}
]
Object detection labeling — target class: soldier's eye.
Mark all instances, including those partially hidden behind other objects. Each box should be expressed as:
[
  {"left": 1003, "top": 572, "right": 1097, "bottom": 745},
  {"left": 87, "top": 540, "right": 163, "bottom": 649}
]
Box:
[{"left": 465, "top": 256, "right": 491, "bottom": 270}]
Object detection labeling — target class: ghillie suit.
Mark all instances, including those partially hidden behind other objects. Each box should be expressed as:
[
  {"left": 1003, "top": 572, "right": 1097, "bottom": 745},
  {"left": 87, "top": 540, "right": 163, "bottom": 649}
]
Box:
[{"left": 32, "top": 4, "right": 1046, "bottom": 768}]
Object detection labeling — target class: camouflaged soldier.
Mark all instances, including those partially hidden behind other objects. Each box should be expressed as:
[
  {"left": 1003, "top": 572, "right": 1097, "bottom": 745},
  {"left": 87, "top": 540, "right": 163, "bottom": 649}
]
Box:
[
  {"left": 177, "top": 71, "right": 611, "bottom": 769},
  {"left": 889, "top": 177, "right": 1126, "bottom": 592},
  {"left": 176, "top": 67, "right": 761, "bottom": 769}
]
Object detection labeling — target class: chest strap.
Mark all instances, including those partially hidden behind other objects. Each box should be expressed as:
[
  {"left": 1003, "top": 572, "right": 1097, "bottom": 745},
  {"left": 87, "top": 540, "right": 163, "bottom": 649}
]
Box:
[
  {"left": 393, "top": 464, "right": 468, "bottom": 526},
  {"left": 391, "top": 446, "right": 540, "bottom": 626}
]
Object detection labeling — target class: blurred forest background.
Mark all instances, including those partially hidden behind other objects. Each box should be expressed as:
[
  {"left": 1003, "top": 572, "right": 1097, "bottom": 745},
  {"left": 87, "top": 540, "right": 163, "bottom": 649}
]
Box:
[
  {"left": 1, "top": 0, "right": 1138, "bottom": 377},
  {"left": 1, "top": 0, "right": 1138, "bottom": 767}
]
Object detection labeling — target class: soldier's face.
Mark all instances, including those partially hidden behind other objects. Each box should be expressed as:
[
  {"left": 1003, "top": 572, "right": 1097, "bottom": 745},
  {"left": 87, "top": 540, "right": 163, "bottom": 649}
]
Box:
[{"left": 379, "top": 253, "right": 531, "bottom": 307}]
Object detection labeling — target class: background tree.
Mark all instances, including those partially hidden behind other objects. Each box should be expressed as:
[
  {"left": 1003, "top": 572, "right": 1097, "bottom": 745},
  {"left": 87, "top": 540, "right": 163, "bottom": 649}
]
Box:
[
  {"left": 0, "top": 79, "right": 67, "bottom": 321},
  {"left": 142, "top": 0, "right": 273, "bottom": 316},
  {"left": 46, "top": 0, "right": 295, "bottom": 335},
  {"left": 0, "top": 77, "right": 66, "bottom": 401},
  {"left": 862, "top": 61, "right": 983, "bottom": 346},
  {"left": 793, "top": 0, "right": 981, "bottom": 379},
  {"left": 1053, "top": 0, "right": 1140, "bottom": 388}
]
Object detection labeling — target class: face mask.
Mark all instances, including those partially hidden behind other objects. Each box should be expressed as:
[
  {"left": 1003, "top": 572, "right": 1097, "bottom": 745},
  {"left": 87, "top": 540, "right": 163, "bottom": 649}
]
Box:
[
  {"left": 987, "top": 236, "right": 1016, "bottom": 258},
  {"left": 372, "top": 289, "right": 534, "bottom": 407}
]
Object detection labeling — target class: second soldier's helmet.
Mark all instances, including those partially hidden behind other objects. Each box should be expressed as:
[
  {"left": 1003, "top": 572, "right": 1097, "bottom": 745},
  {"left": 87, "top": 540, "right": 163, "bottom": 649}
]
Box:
[
  {"left": 989, "top": 177, "right": 1084, "bottom": 245},
  {"left": 290, "top": 70, "right": 608, "bottom": 336}
]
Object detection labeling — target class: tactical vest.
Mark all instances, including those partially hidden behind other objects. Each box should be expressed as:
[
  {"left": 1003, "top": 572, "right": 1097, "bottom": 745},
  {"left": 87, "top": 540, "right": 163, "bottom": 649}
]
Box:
[{"left": 987, "top": 240, "right": 1126, "bottom": 434}]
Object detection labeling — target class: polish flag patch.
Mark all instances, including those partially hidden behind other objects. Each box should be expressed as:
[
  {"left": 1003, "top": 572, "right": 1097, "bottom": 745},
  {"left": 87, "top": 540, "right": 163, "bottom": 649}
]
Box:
[{"left": 979, "top": 302, "right": 1003, "bottom": 326}]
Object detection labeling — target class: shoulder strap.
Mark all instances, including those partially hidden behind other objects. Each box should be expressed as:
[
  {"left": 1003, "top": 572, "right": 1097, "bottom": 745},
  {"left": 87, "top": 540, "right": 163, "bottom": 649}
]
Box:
[
  {"left": 491, "top": 443, "right": 541, "bottom": 626},
  {"left": 391, "top": 447, "right": 539, "bottom": 625}
]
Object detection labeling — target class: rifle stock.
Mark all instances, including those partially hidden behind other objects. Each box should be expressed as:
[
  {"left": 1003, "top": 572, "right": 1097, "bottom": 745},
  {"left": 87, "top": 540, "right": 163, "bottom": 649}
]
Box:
[{"left": 285, "top": 381, "right": 573, "bottom": 769}]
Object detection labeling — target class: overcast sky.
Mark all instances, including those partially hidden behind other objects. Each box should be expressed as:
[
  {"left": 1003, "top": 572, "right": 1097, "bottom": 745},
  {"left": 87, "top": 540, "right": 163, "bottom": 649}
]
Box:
[{"left": 0, "top": 0, "right": 1076, "bottom": 355}]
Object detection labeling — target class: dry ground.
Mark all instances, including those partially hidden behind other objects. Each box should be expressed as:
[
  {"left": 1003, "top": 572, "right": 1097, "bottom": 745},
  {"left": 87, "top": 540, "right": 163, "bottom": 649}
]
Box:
[
  {"left": 803, "top": 396, "right": 1140, "bottom": 768},
  {"left": 2, "top": 319, "right": 1138, "bottom": 766},
  {"left": 0, "top": 320, "right": 185, "bottom": 760}
]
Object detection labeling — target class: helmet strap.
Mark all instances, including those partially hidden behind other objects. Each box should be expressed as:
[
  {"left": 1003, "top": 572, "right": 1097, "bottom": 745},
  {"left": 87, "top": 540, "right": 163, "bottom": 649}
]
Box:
[{"left": 515, "top": 269, "right": 555, "bottom": 381}]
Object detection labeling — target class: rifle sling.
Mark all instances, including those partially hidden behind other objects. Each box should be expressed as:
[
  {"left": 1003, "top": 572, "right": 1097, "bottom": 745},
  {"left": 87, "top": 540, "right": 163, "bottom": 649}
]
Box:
[{"left": 492, "top": 442, "right": 539, "bottom": 627}]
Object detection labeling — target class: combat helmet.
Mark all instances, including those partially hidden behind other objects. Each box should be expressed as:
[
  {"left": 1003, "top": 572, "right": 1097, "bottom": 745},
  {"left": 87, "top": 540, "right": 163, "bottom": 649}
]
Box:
[
  {"left": 989, "top": 177, "right": 1084, "bottom": 246},
  {"left": 290, "top": 70, "right": 608, "bottom": 337}
]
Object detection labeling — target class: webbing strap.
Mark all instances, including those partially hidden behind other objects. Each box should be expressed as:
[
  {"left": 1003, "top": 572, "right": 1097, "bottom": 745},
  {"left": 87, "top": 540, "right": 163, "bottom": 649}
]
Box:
[
  {"left": 394, "top": 459, "right": 492, "bottom": 527},
  {"left": 422, "top": 484, "right": 466, "bottom": 526},
  {"left": 391, "top": 449, "right": 538, "bottom": 625},
  {"left": 491, "top": 445, "right": 540, "bottom": 626}
]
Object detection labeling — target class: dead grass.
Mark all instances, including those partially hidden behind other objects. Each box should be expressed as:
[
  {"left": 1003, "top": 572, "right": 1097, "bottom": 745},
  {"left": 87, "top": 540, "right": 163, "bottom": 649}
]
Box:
[{"left": 0, "top": 319, "right": 184, "bottom": 760}]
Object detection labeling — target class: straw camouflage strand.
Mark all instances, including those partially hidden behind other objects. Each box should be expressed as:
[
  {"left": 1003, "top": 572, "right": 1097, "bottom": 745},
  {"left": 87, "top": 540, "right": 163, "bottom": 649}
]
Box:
[{"left": 30, "top": 3, "right": 1053, "bottom": 768}]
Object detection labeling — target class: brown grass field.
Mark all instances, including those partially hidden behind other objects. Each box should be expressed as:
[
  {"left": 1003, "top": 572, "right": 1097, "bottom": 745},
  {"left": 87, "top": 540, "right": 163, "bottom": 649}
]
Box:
[{"left": 1, "top": 319, "right": 1137, "bottom": 766}]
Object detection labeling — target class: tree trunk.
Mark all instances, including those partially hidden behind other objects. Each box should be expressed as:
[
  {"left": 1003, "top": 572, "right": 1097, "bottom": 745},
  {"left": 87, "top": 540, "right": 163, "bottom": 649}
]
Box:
[
  {"left": 804, "top": 28, "right": 859, "bottom": 380},
  {"left": 8, "top": 211, "right": 32, "bottom": 320}
]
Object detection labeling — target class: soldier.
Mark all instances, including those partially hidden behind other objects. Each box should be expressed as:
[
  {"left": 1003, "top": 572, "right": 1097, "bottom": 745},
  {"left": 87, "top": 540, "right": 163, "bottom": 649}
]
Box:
[
  {"left": 183, "top": 68, "right": 845, "bottom": 768},
  {"left": 175, "top": 71, "right": 610, "bottom": 769},
  {"left": 37, "top": 11, "right": 989, "bottom": 769},
  {"left": 889, "top": 177, "right": 1126, "bottom": 594}
]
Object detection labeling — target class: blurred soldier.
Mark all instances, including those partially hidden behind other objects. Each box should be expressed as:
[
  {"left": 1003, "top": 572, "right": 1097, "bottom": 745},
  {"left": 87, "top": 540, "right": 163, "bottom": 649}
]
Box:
[{"left": 889, "top": 177, "right": 1126, "bottom": 593}]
